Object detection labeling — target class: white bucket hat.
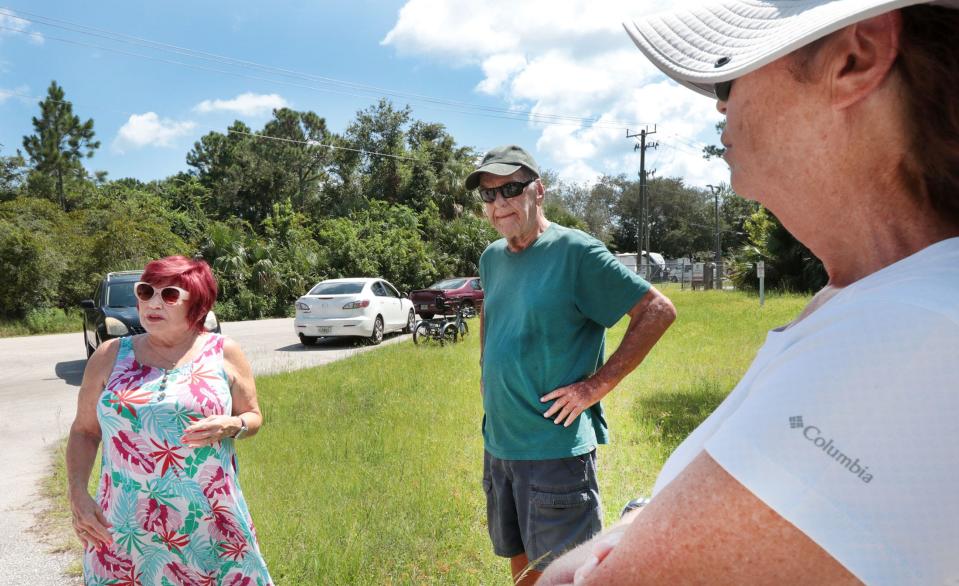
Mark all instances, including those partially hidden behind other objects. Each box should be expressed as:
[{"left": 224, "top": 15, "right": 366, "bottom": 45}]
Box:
[{"left": 624, "top": 0, "right": 959, "bottom": 98}]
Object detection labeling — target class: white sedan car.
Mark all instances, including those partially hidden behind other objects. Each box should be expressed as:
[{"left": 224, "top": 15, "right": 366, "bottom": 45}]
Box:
[{"left": 294, "top": 278, "right": 415, "bottom": 346}]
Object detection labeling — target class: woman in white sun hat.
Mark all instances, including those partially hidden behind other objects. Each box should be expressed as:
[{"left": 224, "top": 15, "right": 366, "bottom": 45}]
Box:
[{"left": 541, "top": 0, "right": 959, "bottom": 584}]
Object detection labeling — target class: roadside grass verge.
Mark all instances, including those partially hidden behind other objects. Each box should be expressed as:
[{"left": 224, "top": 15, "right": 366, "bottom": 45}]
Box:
[
  {"left": 48, "top": 289, "right": 808, "bottom": 584},
  {"left": 0, "top": 308, "right": 83, "bottom": 337},
  {"left": 36, "top": 441, "right": 99, "bottom": 577},
  {"left": 243, "top": 288, "right": 806, "bottom": 584}
]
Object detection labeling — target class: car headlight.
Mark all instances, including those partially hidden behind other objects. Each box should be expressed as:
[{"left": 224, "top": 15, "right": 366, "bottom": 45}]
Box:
[
  {"left": 105, "top": 317, "right": 129, "bottom": 336},
  {"left": 343, "top": 299, "right": 370, "bottom": 309},
  {"left": 296, "top": 301, "right": 311, "bottom": 312},
  {"left": 203, "top": 310, "right": 218, "bottom": 331}
]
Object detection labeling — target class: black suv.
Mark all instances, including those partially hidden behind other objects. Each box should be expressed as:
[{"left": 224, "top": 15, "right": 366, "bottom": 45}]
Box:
[{"left": 80, "top": 270, "right": 221, "bottom": 357}]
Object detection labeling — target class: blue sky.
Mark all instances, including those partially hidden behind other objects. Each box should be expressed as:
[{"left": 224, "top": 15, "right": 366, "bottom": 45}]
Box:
[{"left": 0, "top": 0, "right": 729, "bottom": 188}]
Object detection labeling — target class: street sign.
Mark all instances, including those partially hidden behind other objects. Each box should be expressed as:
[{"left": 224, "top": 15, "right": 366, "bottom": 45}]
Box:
[{"left": 756, "top": 261, "right": 765, "bottom": 278}]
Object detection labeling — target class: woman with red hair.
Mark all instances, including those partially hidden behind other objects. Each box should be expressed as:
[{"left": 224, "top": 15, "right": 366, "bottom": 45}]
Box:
[{"left": 66, "top": 255, "right": 272, "bottom": 584}]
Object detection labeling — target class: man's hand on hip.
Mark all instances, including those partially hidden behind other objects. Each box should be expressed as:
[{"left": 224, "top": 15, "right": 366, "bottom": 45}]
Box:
[
  {"left": 540, "top": 288, "right": 677, "bottom": 428},
  {"left": 540, "top": 379, "right": 606, "bottom": 427}
]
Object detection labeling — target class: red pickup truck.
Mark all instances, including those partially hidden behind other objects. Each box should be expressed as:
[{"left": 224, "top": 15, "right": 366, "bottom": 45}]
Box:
[{"left": 409, "top": 277, "right": 483, "bottom": 318}]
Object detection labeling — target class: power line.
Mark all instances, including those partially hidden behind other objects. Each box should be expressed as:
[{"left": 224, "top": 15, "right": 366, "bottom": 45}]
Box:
[
  {"left": 0, "top": 23, "right": 538, "bottom": 125},
  {"left": 3, "top": 9, "right": 727, "bottom": 174},
  {"left": 0, "top": 7, "right": 654, "bottom": 131},
  {"left": 648, "top": 135, "right": 677, "bottom": 172},
  {"left": 18, "top": 6, "right": 622, "bottom": 126},
  {"left": 657, "top": 141, "right": 707, "bottom": 158},
  {"left": 225, "top": 128, "right": 432, "bottom": 163},
  {"left": 663, "top": 133, "right": 711, "bottom": 152},
  {"left": 2, "top": 85, "right": 446, "bottom": 164},
  {"left": 2, "top": 8, "right": 728, "bottom": 157},
  {"left": 4, "top": 85, "right": 727, "bottom": 179},
  {"left": 0, "top": 23, "right": 578, "bottom": 128},
  {"left": 5, "top": 84, "right": 726, "bottom": 173},
  {"left": 0, "top": 21, "right": 627, "bottom": 130}
]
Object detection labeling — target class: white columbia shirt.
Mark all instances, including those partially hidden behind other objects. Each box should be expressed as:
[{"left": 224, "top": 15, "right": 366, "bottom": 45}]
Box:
[{"left": 653, "top": 238, "right": 959, "bottom": 585}]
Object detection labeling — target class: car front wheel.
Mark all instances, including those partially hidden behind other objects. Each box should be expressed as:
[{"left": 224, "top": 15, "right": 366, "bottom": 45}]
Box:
[{"left": 369, "top": 316, "right": 384, "bottom": 345}]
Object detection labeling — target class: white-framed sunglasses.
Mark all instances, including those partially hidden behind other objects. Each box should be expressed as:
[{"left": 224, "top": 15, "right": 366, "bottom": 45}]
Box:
[{"left": 134, "top": 281, "right": 191, "bottom": 305}]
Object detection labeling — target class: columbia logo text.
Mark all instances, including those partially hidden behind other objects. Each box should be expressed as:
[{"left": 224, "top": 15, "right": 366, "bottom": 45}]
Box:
[{"left": 790, "top": 416, "right": 873, "bottom": 484}]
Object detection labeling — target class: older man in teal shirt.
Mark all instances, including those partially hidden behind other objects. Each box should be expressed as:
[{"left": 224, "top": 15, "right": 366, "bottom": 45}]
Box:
[{"left": 469, "top": 145, "right": 676, "bottom": 585}]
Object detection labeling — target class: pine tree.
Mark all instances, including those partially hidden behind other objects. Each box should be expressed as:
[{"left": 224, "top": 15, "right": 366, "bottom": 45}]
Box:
[{"left": 22, "top": 81, "right": 99, "bottom": 211}]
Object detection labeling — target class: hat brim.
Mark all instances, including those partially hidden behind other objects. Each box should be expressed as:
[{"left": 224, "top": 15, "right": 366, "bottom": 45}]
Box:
[
  {"left": 465, "top": 162, "right": 525, "bottom": 191},
  {"left": 624, "top": 0, "right": 959, "bottom": 99}
]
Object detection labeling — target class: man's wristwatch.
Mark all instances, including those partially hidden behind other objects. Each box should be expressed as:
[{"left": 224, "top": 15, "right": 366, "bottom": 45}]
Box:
[
  {"left": 233, "top": 415, "right": 249, "bottom": 440},
  {"left": 620, "top": 497, "right": 651, "bottom": 518}
]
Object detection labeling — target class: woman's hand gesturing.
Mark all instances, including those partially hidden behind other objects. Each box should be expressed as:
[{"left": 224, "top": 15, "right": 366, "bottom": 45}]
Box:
[{"left": 181, "top": 415, "right": 241, "bottom": 447}]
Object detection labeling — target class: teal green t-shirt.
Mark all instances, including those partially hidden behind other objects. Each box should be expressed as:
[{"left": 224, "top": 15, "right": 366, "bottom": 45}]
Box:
[{"left": 479, "top": 223, "right": 651, "bottom": 460}]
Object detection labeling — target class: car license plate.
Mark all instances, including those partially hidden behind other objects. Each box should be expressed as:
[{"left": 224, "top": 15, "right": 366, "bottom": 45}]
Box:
[
  {"left": 318, "top": 326, "right": 332, "bottom": 334},
  {"left": 419, "top": 304, "right": 429, "bottom": 310}
]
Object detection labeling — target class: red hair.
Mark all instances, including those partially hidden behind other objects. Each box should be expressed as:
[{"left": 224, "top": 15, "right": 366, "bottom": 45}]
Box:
[{"left": 141, "top": 256, "right": 218, "bottom": 332}]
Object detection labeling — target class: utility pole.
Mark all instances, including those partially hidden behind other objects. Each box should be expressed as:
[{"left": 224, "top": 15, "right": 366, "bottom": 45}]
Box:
[
  {"left": 627, "top": 126, "right": 657, "bottom": 278},
  {"left": 707, "top": 184, "right": 723, "bottom": 290}
]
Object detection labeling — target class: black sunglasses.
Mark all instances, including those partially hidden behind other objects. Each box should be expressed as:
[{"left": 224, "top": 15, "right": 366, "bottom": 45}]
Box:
[
  {"left": 715, "top": 79, "right": 735, "bottom": 102},
  {"left": 478, "top": 178, "right": 536, "bottom": 203}
]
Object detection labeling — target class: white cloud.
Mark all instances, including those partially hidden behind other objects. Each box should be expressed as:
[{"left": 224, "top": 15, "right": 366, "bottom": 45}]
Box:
[
  {"left": 193, "top": 92, "right": 288, "bottom": 117},
  {"left": 0, "top": 84, "right": 30, "bottom": 104},
  {"left": 383, "top": 0, "right": 728, "bottom": 188},
  {"left": 476, "top": 53, "right": 526, "bottom": 95},
  {"left": 113, "top": 112, "right": 196, "bottom": 153},
  {"left": 538, "top": 80, "right": 728, "bottom": 185},
  {"left": 0, "top": 12, "right": 45, "bottom": 44},
  {"left": 384, "top": 0, "right": 658, "bottom": 63}
]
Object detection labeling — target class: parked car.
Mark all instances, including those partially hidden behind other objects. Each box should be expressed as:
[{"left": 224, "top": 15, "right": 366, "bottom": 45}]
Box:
[
  {"left": 409, "top": 277, "right": 483, "bottom": 319},
  {"left": 80, "top": 270, "right": 221, "bottom": 357},
  {"left": 294, "top": 278, "right": 415, "bottom": 346}
]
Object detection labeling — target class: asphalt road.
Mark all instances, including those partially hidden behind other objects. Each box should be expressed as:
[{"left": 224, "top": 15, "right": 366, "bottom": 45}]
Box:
[{"left": 0, "top": 318, "right": 409, "bottom": 584}]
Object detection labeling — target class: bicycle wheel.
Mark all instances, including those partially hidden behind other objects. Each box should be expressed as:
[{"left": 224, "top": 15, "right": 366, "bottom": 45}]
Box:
[
  {"left": 413, "top": 321, "right": 431, "bottom": 345},
  {"left": 443, "top": 323, "right": 460, "bottom": 344},
  {"left": 458, "top": 319, "right": 469, "bottom": 338}
]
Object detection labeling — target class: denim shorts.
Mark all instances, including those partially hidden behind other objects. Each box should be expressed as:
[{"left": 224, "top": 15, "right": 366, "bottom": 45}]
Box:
[{"left": 482, "top": 450, "right": 603, "bottom": 571}]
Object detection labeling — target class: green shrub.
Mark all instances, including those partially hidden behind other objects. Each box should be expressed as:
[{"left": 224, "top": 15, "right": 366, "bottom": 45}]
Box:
[
  {"left": 25, "top": 307, "right": 72, "bottom": 333},
  {"left": 0, "top": 307, "right": 82, "bottom": 336}
]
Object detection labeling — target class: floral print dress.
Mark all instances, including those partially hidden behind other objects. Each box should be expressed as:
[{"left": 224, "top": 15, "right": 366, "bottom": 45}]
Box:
[{"left": 83, "top": 334, "right": 273, "bottom": 586}]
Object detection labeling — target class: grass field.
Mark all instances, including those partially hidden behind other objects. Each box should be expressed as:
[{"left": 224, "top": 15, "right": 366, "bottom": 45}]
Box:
[
  {"left": 239, "top": 288, "right": 807, "bottom": 584},
  {"left": 51, "top": 288, "right": 809, "bottom": 584}
]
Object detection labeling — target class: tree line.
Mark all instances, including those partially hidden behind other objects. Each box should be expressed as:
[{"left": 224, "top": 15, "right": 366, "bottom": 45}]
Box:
[{"left": 1, "top": 81, "right": 823, "bottom": 323}]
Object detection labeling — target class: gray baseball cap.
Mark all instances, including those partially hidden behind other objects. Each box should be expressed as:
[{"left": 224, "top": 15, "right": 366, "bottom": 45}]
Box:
[{"left": 465, "top": 144, "right": 540, "bottom": 190}]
